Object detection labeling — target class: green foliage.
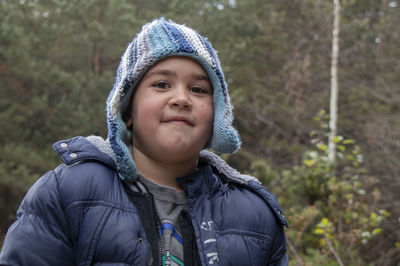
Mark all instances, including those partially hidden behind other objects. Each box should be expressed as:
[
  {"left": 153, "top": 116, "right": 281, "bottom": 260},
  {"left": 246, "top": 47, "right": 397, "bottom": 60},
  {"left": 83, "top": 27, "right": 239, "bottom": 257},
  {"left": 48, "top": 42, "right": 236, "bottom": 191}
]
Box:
[
  {"left": 279, "top": 113, "right": 391, "bottom": 265},
  {"left": 1, "top": 0, "right": 399, "bottom": 263}
]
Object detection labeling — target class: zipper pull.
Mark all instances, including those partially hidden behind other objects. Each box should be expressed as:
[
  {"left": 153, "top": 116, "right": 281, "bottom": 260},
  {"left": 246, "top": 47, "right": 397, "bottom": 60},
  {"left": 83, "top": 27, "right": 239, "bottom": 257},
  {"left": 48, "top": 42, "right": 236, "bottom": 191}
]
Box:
[{"left": 165, "top": 250, "right": 171, "bottom": 266}]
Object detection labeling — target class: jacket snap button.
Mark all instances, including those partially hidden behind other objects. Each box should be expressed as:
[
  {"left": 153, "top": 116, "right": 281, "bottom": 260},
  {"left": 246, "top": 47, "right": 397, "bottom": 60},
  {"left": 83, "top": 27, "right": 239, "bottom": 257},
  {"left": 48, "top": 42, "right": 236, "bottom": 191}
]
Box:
[
  {"left": 60, "top": 143, "right": 68, "bottom": 148},
  {"left": 138, "top": 237, "right": 144, "bottom": 243},
  {"left": 69, "top": 153, "right": 77, "bottom": 158}
]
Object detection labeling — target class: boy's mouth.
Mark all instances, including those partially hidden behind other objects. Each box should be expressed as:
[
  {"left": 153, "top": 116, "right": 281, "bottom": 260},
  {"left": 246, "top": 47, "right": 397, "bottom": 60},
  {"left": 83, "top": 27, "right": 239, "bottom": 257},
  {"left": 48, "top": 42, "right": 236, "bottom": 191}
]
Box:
[{"left": 163, "top": 116, "right": 193, "bottom": 126}]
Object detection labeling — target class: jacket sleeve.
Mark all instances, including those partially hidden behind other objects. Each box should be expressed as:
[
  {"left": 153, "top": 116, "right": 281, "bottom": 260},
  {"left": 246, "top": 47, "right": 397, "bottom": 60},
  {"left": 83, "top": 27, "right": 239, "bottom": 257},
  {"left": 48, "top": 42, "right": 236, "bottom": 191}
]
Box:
[
  {"left": 265, "top": 216, "right": 288, "bottom": 266},
  {"left": 246, "top": 181, "right": 289, "bottom": 266},
  {"left": 0, "top": 170, "right": 74, "bottom": 266}
]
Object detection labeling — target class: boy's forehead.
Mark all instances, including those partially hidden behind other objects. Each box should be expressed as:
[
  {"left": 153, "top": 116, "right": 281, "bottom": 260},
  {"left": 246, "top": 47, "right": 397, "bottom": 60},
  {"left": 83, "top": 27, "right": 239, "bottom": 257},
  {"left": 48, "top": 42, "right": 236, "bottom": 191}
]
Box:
[{"left": 144, "top": 56, "right": 211, "bottom": 80}]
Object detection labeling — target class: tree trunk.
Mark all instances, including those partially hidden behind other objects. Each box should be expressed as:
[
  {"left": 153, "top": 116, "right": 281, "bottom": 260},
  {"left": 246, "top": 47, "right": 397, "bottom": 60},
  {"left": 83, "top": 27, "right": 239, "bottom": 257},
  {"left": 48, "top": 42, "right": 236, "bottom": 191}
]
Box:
[{"left": 328, "top": 0, "right": 340, "bottom": 162}]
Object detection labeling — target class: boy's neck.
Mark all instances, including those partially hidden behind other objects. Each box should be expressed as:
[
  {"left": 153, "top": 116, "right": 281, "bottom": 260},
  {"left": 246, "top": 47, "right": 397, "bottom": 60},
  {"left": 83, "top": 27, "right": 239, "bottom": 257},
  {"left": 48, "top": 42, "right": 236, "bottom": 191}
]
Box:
[{"left": 132, "top": 148, "right": 198, "bottom": 191}]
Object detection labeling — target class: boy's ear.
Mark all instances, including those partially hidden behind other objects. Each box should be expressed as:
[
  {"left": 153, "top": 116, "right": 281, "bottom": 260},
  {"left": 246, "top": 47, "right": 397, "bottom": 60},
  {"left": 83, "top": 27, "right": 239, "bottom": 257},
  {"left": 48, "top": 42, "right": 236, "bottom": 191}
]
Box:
[{"left": 125, "top": 118, "right": 133, "bottom": 128}]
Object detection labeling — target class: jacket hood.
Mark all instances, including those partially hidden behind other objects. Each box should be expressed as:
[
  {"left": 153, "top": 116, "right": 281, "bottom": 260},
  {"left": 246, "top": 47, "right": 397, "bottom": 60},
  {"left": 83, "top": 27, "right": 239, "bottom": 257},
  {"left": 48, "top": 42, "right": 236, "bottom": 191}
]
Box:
[
  {"left": 52, "top": 136, "right": 288, "bottom": 227},
  {"left": 53, "top": 136, "right": 258, "bottom": 186}
]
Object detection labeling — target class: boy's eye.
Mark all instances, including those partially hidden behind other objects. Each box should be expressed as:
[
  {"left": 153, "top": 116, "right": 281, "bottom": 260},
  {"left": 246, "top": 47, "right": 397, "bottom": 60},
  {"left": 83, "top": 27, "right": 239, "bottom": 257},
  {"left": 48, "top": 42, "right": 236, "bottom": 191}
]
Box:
[
  {"left": 190, "top": 86, "right": 210, "bottom": 94},
  {"left": 153, "top": 81, "right": 170, "bottom": 89}
]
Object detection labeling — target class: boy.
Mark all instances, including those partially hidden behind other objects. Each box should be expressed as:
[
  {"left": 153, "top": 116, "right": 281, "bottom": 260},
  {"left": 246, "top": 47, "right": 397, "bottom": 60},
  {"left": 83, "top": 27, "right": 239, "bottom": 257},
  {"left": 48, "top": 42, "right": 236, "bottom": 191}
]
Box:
[{"left": 0, "top": 19, "right": 288, "bottom": 265}]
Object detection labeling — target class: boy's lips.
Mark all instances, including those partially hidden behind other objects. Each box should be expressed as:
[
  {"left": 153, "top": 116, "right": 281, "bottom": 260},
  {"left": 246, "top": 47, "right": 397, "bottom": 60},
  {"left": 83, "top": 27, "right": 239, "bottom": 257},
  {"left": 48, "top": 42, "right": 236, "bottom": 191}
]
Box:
[{"left": 163, "top": 116, "right": 194, "bottom": 126}]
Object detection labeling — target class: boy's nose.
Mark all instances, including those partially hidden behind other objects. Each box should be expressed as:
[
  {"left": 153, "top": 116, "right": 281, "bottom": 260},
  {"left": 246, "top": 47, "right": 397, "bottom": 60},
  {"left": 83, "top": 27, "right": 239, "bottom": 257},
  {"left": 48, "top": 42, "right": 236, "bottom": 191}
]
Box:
[{"left": 168, "top": 87, "right": 192, "bottom": 109}]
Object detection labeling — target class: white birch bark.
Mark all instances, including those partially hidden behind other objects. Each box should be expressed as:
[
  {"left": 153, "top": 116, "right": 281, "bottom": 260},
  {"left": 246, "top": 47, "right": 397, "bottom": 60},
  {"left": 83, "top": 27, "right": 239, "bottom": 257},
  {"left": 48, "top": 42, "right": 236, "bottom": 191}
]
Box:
[{"left": 328, "top": 0, "right": 341, "bottom": 162}]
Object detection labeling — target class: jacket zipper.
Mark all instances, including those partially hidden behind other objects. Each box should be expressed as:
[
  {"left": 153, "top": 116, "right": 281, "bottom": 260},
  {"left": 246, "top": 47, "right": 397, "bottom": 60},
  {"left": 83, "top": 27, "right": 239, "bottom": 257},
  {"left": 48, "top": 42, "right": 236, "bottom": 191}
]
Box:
[
  {"left": 182, "top": 210, "right": 201, "bottom": 266},
  {"left": 123, "top": 181, "right": 163, "bottom": 266},
  {"left": 190, "top": 221, "right": 201, "bottom": 266},
  {"left": 148, "top": 193, "right": 163, "bottom": 266}
]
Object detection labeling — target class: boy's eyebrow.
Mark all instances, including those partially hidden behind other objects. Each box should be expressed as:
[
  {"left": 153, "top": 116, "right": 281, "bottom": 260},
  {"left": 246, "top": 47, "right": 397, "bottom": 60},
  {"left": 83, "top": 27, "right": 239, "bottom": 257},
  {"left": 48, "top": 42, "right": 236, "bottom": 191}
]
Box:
[{"left": 193, "top": 73, "right": 210, "bottom": 81}]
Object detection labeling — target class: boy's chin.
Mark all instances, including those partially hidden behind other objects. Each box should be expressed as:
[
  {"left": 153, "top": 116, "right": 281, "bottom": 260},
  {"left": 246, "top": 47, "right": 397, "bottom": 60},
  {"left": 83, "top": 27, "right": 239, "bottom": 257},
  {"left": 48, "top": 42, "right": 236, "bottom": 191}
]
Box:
[
  {"left": 159, "top": 135, "right": 206, "bottom": 152},
  {"left": 132, "top": 135, "right": 208, "bottom": 163},
  {"left": 149, "top": 142, "right": 202, "bottom": 162},
  {"left": 159, "top": 145, "right": 201, "bottom": 160}
]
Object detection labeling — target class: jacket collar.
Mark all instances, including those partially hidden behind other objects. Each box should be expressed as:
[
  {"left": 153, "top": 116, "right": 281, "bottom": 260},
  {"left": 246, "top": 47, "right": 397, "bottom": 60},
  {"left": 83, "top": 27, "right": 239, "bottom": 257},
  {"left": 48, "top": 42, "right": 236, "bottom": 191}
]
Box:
[
  {"left": 53, "top": 136, "right": 288, "bottom": 227},
  {"left": 54, "top": 136, "right": 260, "bottom": 185},
  {"left": 177, "top": 164, "right": 222, "bottom": 197},
  {"left": 53, "top": 136, "right": 116, "bottom": 169}
]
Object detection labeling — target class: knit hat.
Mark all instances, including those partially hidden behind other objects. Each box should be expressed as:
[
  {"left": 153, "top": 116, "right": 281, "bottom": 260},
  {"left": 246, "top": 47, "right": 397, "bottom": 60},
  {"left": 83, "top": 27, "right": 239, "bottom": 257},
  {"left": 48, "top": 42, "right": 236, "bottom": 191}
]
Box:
[{"left": 106, "top": 18, "right": 240, "bottom": 182}]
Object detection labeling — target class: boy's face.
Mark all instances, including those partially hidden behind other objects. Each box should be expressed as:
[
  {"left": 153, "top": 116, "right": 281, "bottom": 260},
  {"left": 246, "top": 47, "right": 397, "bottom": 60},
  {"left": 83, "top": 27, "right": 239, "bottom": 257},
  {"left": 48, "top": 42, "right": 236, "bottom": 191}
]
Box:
[{"left": 126, "top": 56, "right": 214, "bottom": 163}]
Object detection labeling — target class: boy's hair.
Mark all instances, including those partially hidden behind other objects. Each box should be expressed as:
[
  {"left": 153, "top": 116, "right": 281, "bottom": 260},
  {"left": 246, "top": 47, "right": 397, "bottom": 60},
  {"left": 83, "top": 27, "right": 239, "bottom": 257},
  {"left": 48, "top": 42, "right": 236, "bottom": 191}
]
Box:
[{"left": 106, "top": 18, "right": 240, "bottom": 182}]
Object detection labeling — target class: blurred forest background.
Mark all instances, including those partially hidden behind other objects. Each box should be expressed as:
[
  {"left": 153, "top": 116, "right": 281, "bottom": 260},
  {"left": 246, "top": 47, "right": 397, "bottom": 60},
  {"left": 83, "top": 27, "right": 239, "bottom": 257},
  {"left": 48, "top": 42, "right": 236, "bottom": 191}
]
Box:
[{"left": 0, "top": 0, "right": 399, "bottom": 265}]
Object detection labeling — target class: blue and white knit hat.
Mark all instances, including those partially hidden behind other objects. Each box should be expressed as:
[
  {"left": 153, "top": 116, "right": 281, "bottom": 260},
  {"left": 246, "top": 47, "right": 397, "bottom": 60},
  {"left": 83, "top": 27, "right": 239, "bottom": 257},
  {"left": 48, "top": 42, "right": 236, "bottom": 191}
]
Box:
[{"left": 106, "top": 18, "right": 240, "bottom": 181}]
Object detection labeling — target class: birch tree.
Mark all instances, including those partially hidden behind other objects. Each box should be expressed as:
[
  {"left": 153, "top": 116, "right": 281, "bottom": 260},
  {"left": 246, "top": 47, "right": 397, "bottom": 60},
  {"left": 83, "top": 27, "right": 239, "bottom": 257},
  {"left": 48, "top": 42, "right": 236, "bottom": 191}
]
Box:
[{"left": 328, "top": 0, "right": 341, "bottom": 162}]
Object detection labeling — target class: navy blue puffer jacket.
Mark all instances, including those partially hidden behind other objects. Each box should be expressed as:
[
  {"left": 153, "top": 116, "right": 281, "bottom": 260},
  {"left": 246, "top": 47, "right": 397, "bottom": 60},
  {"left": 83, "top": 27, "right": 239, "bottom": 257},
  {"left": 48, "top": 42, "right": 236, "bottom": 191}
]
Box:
[{"left": 0, "top": 137, "right": 288, "bottom": 265}]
